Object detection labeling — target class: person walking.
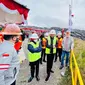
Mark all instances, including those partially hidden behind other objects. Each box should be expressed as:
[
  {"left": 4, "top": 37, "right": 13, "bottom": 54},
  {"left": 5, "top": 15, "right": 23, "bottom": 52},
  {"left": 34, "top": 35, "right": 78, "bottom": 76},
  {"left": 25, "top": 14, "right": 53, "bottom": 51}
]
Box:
[
  {"left": 0, "top": 24, "right": 22, "bottom": 85},
  {"left": 60, "top": 30, "right": 74, "bottom": 69},
  {"left": 54, "top": 31, "right": 62, "bottom": 62},
  {"left": 45, "top": 29, "right": 57, "bottom": 81},
  {"left": 27, "top": 33, "right": 42, "bottom": 82}
]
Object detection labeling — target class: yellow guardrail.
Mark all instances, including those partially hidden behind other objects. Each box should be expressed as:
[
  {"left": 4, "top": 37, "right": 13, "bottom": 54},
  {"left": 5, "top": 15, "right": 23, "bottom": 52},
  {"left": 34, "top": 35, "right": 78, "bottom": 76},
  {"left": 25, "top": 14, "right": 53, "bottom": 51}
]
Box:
[{"left": 70, "top": 50, "right": 84, "bottom": 85}]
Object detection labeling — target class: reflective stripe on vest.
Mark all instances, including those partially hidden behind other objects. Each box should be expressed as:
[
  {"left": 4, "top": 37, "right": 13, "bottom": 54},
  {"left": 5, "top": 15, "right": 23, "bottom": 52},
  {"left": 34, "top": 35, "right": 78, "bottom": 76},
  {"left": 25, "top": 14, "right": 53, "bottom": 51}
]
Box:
[
  {"left": 45, "top": 36, "right": 56, "bottom": 54},
  {"left": 28, "top": 42, "right": 41, "bottom": 62}
]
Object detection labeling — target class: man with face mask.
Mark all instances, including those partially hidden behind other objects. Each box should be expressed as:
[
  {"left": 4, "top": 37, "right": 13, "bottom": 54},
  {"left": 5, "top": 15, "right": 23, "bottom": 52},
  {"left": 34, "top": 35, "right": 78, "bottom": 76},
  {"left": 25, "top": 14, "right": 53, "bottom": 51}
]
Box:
[
  {"left": 0, "top": 24, "right": 22, "bottom": 85},
  {"left": 27, "top": 33, "right": 42, "bottom": 82},
  {"left": 60, "top": 30, "right": 74, "bottom": 69}
]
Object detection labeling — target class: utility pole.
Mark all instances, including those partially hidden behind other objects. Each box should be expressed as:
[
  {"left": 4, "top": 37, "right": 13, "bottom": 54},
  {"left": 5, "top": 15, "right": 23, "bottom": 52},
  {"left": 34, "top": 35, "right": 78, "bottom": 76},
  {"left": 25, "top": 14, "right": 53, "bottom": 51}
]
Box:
[{"left": 68, "top": 0, "right": 73, "bottom": 31}]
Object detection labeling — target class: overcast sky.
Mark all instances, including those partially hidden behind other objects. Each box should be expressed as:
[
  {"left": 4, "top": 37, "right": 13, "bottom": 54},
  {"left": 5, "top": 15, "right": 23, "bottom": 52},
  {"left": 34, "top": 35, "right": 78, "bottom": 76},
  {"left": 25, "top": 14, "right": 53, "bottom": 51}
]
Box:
[{"left": 16, "top": 0, "right": 85, "bottom": 30}]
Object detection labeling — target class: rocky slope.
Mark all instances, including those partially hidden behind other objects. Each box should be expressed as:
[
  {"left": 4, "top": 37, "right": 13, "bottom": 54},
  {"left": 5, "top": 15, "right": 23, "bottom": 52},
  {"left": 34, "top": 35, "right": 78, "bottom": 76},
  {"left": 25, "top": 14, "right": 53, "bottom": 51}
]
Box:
[
  {"left": 20, "top": 25, "right": 85, "bottom": 40},
  {"left": 50, "top": 27, "right": 85, "bottom": 40}
]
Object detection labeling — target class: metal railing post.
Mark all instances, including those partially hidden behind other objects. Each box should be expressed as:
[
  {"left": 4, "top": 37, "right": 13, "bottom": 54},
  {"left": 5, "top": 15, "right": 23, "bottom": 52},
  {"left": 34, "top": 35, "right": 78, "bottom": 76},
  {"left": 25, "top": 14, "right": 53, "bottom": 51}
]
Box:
[
  {"left": 70, "top": 50, "right": 84, "bottom": 85},
  {"left": 74, "top": 67, "right": 78, "bottom": 85}
]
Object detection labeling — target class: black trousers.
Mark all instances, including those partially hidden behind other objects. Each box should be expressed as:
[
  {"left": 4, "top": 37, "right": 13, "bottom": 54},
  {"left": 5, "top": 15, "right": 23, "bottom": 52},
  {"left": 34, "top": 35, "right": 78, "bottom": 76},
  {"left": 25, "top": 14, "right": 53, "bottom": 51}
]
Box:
[
  {"left": 47, "top": 54, "right": 54, "bottom": 75},
  {"left": 11, "top": 80, "right": 16, "bottom": 85},
  {"left": 55, "top": 48, "right": 62, "bottom": 62},
  {"left": 30, "top": 59, "right": 39, "bottom": 77},
  {"left": 40, "top": 49, "right": 46, "bottom": 63}
]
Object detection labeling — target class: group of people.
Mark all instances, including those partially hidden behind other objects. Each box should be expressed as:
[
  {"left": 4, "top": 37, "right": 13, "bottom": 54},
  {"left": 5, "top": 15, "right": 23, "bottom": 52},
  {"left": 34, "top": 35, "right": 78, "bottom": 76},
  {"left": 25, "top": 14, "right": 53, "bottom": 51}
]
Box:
[
  {"left": 0, "top": 23, "right": 74, "bottom": 85},
  {"left": 27, "top": 29, "right": 74, "bottom": 82}
]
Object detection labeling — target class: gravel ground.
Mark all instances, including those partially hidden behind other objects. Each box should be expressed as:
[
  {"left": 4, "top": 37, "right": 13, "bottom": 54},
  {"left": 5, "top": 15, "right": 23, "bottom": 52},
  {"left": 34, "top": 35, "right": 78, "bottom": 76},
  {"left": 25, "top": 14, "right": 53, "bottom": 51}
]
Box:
[{"left": 16, "top": 39, "right": 65, "bottom": 85}]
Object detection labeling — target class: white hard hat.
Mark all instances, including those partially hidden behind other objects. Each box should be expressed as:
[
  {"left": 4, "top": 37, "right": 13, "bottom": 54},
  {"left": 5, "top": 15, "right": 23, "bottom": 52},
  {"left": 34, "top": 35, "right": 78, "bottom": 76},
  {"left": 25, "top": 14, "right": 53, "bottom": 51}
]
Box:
[
  {"left": 49, "top": 29, "right": 56, "bottom": 35},
  {"left": 44, "top": 32, "right": 49, "bottom": 37},
  {"left": 57, "top": 31, "right": 62, "bottom": 36},
  {"left": 29, "top": 33, "right": 39, "bottom": 39}
]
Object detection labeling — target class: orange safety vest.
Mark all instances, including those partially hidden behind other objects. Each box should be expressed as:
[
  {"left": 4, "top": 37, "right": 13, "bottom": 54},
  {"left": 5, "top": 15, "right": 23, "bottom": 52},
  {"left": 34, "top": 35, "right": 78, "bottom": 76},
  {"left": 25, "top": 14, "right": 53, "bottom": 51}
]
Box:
[
  {"left": 14, "top": 36, "right": 22, "bottom": 51},
  {"left": 42, "top": 38, "right": 47, "bottom": 49},
  {"left": 14, "top": 40, "right": 22, "bottom": 51},
  {"left": 57, "top": 38, "right": 62, "bottom": 48}
]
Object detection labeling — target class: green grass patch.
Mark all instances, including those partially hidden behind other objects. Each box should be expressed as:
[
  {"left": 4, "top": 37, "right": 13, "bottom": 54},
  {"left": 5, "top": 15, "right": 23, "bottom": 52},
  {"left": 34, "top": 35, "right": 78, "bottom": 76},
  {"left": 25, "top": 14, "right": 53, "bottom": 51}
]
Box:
[{"left": 59, "top": 68, "right": 72, "bottom": 85}]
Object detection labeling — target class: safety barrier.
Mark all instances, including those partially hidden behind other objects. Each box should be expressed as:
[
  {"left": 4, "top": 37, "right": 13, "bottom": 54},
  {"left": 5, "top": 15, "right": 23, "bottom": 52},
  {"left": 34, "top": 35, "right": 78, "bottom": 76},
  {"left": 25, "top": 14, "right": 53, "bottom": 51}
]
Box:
[{"left": 70, "top": 50, "right": 84, "bottom": 85}]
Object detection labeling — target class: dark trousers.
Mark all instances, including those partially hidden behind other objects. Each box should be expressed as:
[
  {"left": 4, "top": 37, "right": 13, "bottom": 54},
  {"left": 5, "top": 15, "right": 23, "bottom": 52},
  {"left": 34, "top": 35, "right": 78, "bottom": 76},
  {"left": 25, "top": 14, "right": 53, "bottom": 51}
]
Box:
[
  {"left": 11, "top": 80, "right": 16, "bottom": 85},
  {"left": 47, "top": 54, "right": 54, "bottom": 75},
  {"left": 55, "top": 48, "right": 62, "bottom": 62},
  {"left": 30, "top": 59, "right": 39, "bottom": 78},
  {"left": 40, "top": 49, "right": 46, "bottom": 63}
]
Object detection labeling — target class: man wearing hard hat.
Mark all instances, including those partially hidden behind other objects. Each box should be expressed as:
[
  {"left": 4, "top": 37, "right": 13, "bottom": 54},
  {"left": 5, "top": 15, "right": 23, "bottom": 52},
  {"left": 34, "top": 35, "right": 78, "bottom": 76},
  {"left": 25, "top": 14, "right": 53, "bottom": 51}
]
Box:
[
  {"left": 54, "top": 31, "right": 62, "bottom": 62},
  {"left": 27, "top": 33, "right": 42, "bottom": 82},
  {"left": 40, "top": 32, "right": 49, "bottom": 64},
  {"left": 45, "top": 29, "right": 57, "bottom": 81},
  {"left": 0, "top": 24, "right": 22, "bottom": 85}
]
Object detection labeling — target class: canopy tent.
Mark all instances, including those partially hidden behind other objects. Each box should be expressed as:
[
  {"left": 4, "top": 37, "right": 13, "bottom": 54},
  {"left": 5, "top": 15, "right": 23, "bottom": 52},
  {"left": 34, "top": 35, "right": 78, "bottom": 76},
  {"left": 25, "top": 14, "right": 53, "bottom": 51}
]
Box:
[{"left": 0, "top": 0, "right": 30, "bottom": 25}]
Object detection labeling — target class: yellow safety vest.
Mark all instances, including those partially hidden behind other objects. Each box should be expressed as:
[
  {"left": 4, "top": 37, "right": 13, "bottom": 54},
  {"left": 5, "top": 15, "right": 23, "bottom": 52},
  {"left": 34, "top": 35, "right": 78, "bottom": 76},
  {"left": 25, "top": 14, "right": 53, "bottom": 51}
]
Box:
[
  {"left": 28, "top": 42, "right": 41, "bottom": 62},
  {"left": 45, "top": 36, "right": 56, "bottom": 54}
]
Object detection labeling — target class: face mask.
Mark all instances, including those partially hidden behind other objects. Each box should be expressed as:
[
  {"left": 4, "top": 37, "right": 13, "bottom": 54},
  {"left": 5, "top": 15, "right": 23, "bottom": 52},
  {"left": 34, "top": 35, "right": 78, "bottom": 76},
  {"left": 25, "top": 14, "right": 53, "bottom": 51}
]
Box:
[{"left": 34, "top": 39, "right": 38, "bottom": 42}]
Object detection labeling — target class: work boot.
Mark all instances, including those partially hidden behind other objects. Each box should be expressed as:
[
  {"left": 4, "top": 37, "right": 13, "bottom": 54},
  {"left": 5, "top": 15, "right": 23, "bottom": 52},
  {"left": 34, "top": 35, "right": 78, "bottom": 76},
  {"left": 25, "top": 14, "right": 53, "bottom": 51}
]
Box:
[
  {"left": 59, "top": 65, "right": 64, "bottom": 70},
  {"left": 50, "top": 70, "right": 54, "bottom": 73},
  {"left": 28, "top": 77, "right": 34, "bottom": 82},
  {"left": 36, "top": 76, "right": 40, "bottom": 81},
  {"left": 45, "top": 75, "right": 50, "bottom": 81},
  {"left": 66, "top": 64, "right": 69, "bottom": 68}
]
